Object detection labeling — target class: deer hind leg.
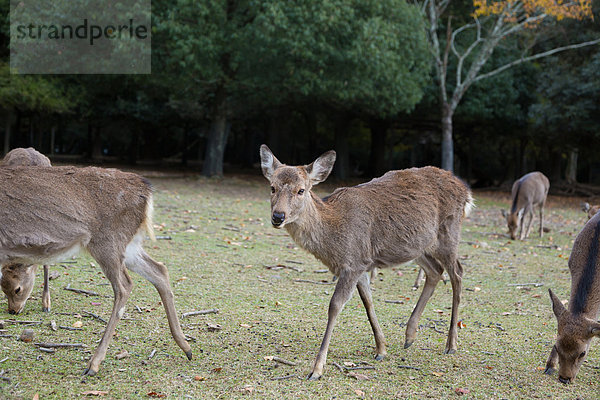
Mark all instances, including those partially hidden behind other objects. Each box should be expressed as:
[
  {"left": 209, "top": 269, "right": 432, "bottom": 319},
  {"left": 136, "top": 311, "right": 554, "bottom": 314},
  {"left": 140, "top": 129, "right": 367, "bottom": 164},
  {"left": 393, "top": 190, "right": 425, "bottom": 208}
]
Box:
[
  {"left": 124, "top": 243, "right": 192, "bottom": 360},
  {"left": 83, "top": 252, "right": 134, "bottom": 376},
  {"left": 539, "top": 203, "right": 545, "bottom": 238},
  {"left": 544, "top": 345, "right": 558, "bottom": 375},
  {"left": 405, "top": 255, "right": 442, "bottom": 349},
  {"left": 356, "top": 273, "right": 386, "bottom": 361},
  {"left": 42, "top": 265, "right": 50, "bottom": 312},
  {"left": 308, "top": 268, "right": 361, "bottom": 380},
  {"left": 444, "top": 259, "right": 463, "bottom": 354}
]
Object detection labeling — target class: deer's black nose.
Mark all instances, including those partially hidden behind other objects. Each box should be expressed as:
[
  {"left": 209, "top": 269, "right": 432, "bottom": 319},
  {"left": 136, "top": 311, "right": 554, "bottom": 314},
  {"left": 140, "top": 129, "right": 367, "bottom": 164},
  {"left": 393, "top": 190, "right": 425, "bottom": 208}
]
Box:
[
  {"left": 272, "top": 212, "right": 285, "bottom": 226},
  {"left": 8, "top": 309, "right": 16, "bottom": 315},
  {"left": 558, "top": 375, "right": 572, "bottom": 384}
]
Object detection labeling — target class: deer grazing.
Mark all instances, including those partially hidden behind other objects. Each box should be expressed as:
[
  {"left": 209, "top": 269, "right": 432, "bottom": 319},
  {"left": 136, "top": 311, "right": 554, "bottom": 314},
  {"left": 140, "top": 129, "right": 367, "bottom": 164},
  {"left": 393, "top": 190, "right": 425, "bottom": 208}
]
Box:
[
  {"left": 545, "top": 211, "right": 600, "bottom": 383},
  {"left": 502, "top": 171, "right": 549, "bottom": 240},
  {"left": 582, "top": 202, "right": 600, "bottom": 220},
  {"left": 1, "top": 147, "right": 52, "bottom": 313},
  {"left": 0, "top": 165, "right": 192, "bottom": 376},
  {"left": 259, "top": 144, "right": 474, "bottom": 380}
]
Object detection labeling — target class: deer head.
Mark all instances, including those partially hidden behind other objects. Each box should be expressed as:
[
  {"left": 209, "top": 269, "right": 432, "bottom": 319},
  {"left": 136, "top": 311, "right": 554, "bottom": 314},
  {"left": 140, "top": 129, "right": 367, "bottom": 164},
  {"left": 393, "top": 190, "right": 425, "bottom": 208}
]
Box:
[
  {"left": 259, "top": 145, "right": 336, "bottom": 228},
  {"left": 1, "top": 263, "right": 37, "bottom": 314}
]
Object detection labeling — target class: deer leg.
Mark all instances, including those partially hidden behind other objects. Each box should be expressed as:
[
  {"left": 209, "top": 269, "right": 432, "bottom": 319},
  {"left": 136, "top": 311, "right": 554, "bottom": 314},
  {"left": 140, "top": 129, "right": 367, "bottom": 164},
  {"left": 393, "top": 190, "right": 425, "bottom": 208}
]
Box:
[
  {"left": 412, "top": 268, "right": 425, "bottom": 291},
  {"left": 405, "top": 256, "right": 442, "bottom": 349},
  {"left": 544, "top": 345, "right": 558, "bottom": 375},
  {"left": 522, "top": 205, "right": 534, "bottom": 240},
  {"left": 444, "top": 259, "right": 463, "bottom": 354},
  {"left": 42, "top": 265, "right": 50, "bottom": 312},
  {"left": 125, "top": 248, "right": 192, "bottom": 360},
  {"left": 539, "top": 204, "right": 545, "bottom": 238},
  {"left": 84, "top": 259, "right": 133, "bottom": 376},
  {"left": 308, "top": 269, "right": 361, "bottom": 380},
  {"left": 356, "top": 273, "right": 386, "bottom": 361}
]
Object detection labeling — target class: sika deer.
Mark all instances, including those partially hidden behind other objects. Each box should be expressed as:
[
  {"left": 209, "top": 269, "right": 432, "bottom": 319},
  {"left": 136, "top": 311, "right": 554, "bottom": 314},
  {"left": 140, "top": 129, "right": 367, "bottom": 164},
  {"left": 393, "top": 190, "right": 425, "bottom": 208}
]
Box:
[
  {"left": 0, "top": 166, "right": 192, "bottom": 376},
  {"left": 545, "top": 212, "right": 600, "bottom": 384},
  {"left": 259, "top": 145, "right": 474, "bottom": 380},
  {"left": 502, "top": 172, "right": 549, "bottom": 240},
  {"left": 1, "top": 147, "right": 52, "bottom": 313},
  {"left": 582, "top": 202, "right": 600, "bottom": 220}
]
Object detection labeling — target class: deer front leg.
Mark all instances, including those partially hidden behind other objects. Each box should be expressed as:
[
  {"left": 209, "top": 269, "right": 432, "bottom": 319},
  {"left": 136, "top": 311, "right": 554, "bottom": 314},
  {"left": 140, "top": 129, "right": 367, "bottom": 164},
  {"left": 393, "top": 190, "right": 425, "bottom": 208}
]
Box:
[
  {"left": 42, "top": 265, "right": 50, "bottom": 312},
  {"left": 356, "top": 273, "right": 386, "bottom": 361},
  {"left": 544, "top": 345, "right": 558, "bottom": 375},
  {"left": 308, "top": 269, "right": 360, "bottom": 380},
  {"left": 83, "top": 263, "right": 133, "bottom": 377},
  {"left": 444, "top": 259, "right": 463, "bottom": 354},
  {"left": 522, "top": 206, "right": 534, "bottom": 240}
]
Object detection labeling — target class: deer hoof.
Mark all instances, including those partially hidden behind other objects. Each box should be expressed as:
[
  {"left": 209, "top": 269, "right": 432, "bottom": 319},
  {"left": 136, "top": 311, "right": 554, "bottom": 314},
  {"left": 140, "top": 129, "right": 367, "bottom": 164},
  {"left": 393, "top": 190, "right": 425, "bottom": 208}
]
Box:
[
  {"left": 307, "top": 372, "right": 322, "bottom": 381},
  {"left": 82, "top": 367, "right": 97, "bottom": 377},
  {"left": 185, "top": 350, "right": 193, "bottom": 360},
  {"left": 403, "top": 341, "right": 414, "bottom": 349},
  {"left": 444, "top": 348, "right": 456, "bottom": 355},
  {"left": 42, "top": 307, "right": 50, "bottom": 312},
  {"left": 544, "top": 366, "right": 555, "bottom": 375},
  {"left": 375, "top": 354, "right": 385, "bottom": 361}
]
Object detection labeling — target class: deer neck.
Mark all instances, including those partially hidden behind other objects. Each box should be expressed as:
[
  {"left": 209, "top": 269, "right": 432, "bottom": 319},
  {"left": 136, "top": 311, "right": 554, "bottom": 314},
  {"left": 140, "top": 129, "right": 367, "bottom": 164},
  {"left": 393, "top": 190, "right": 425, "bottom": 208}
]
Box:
[{"left": 284, "top": 194, "right": 332, "bottom": 263}]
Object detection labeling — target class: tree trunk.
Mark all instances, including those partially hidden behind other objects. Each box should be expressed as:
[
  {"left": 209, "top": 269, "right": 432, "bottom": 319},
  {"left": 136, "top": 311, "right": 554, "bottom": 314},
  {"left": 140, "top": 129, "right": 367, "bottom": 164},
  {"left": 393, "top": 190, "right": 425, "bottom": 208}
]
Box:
[
  {"left": 3, "top": 110, "right": 12, "bottom": 156},
  {"left": 441, "top": 104, "right": 454, "bottom": 172},
  {"left": 368, "top": 118, "right": 389, "bottom": 177},
  {"left": 50, "top": 125, "right": 56, "bottom": 156},
  {"left": 566, "top": 148, "right": 578, "bottom": 184},
  {"left": 202, "top": 85, "right": 229, "bottom": 177},
  {"left": 333, "top": 113, "right": 350, "bottom": 180}
]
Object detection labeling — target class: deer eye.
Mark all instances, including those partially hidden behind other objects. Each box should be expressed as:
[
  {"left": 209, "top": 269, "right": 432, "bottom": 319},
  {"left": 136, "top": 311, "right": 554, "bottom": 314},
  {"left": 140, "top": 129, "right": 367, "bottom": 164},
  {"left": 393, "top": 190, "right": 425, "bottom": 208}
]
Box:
[
  {"left": 579, "top": 351, "right": 586, "bottom": 358},
  {"left": 298, "top": 189, "right": 305, "bottom": 195},
  {"left": 270, "top": 186, "right": 275, "bottom": 194},
  {"left": 15, "top": 287, "right": 21, "bottom": 294}
]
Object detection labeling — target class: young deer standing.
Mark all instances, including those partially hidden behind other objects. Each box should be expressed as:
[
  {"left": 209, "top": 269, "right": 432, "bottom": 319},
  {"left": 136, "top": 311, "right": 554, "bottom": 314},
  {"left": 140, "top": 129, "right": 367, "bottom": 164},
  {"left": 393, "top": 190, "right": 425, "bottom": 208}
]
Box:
[
  {"left": 259, "top": 145, "right": 474, "bottom": 380},
  {"left": 502, "top": 171, "right": 549, "bottom": 240},
  {"left": 0, "top": 147, "right": 52, "bottom": 313},
  {"left": 0, "top": 166, "right": 192, "bottom": 376},
  {"left": 545, "top": 212, "right": 600, "bottom": 384}
]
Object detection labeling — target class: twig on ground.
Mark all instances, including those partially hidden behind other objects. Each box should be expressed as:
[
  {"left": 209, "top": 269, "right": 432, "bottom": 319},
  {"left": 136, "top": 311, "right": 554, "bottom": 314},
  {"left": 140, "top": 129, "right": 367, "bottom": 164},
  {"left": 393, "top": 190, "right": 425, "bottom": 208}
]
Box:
[
  {"left": 507, "top": 283, "right": 543, "bottom": 287},
  {"left": 271, "top": 374, "right": 299, "bottom": 381},
  {"left": 265, "top": 264, "right": 303, "bottom": 273},
  {"left": 63, "top": 284, "right": 102, "bottom": 297},
  {"left": 397, "top": 365, "right": 421, "bottom": 370},
  {"left": 284, "top": 260, "right": 304, "bottom": 265},
  {"left": 39, "top": 347, "right": 55, "bottom": 353},
  {"left": 314, "top": 269, "right": 329, "bottom": 273},
  {"left": 345, "top": 366, "right": 375, "bottom": 371},
  {"left": 82, "top": 311, "right": 107, "bottom": 324},
  {"left": 272, "top": 356, "right": 297, "bottom": 366},
  {"left": 4, "top": 319, "right": 42, "bottom": 325},
  {"left": 155, "top": 235, "right": 172, "bottom": 240},
  {"left": 293, "top": 279, "right": 335, "bottom": 285},
  {"left": 384, "top": 300, "right": 404, "bottom": 304},
  {"left": 0, "top": 357, "right": 7, "bottom": 363},
  {"left": 332, "top": 362, "right": 345, "bottom": 373},
  {"left": 59, "top": 326, "right": 83, "bottom": 331},
  {"left": 34, "top": 342, "right": 86, "bottom": 348},
  {"left": 149, "top": 349, "right": 157, "bottom": 359},
  {"left": 182, "top": 309, "right": 219, "bottom": 318}
]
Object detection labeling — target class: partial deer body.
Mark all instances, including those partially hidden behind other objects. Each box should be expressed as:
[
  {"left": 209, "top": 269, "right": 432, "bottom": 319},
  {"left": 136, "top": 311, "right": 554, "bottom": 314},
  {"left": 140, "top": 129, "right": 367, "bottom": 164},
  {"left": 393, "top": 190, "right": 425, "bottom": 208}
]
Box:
[
  {"left": 503, "top": 172, "right": 549, "bottom": 240},
  {"left": 0, "top": 166, "right": 192, "bottom": 376},
  {"left": 582, "top": 202, "right": 600, "bottom": 220},
  {"left": 0, "top": 147, "right": 52, "bottom": 312},
  {"left": 260, "top": 145, "right": 473, "bottom": 380},
  {"left": 545, "top": 212, "right": 600, "bottom": 383}
]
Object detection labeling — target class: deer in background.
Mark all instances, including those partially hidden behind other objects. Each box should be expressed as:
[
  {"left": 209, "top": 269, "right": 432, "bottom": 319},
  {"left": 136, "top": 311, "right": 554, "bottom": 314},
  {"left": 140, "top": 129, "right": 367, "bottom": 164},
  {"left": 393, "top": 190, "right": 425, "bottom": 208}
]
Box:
[
  {"left": 581, "top": 202, "right": 600, "bottom": 220},
  {"left": 259, "top": 144, "right": 474, "bottom": 380},
  {"left": 502, "top": 171, "right": 549, "bottom": 240},
  {"left": 0, "top": 165, "right": 192, "bottom": 376},
  {"left": 545, "top": 211, "right": 600, "bottom": 384}
]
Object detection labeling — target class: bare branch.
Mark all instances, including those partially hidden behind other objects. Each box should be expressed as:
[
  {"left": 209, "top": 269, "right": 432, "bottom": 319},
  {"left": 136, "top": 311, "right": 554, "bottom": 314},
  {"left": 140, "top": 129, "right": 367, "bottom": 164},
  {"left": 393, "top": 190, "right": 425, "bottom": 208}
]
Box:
[{"left": 474, "top": 38, "right": 600, "bottom": 83}]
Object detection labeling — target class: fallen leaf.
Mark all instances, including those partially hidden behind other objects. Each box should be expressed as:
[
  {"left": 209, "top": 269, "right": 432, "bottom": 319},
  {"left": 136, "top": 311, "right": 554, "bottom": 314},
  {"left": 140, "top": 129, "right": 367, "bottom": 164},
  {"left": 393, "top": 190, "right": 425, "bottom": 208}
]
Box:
[
  {"left": 432, "top": 371, "right": 444, "bottom": 377},
  {"left": 81, "top": 391, "right": 109, "bottom": 396},
  {"left": 343, "top": 361, "right": 356, "bottom": 367},
  {"left": 485, "top": 365, "right": 493, "bottom": 370},
  {"left": 457, "top": 320, "right": 466, "bottom": 329},
  {"left": 33, "top": 394, "right": 39, "bottom": 400},
  {"left": 532, "top": 294, "right": 541, "bottom": 298},
  {"left": 264, "top": 356, "right": 274, "bottom": 361},
  {"left": 115, "top": 350, "right": 129, "bottom": 360},
  {"left": 473, "top": 287, "right": 481, "bottom": 292},
  {"left": 240, "top": 323, "right": 252, "bottom": 328},
  {"left": 177, "top": 276, "right": 188, "bottom": 281},
  {"left": 348, "top": 372, "right": 370, "bottom": 380},
  {"left": 240, "top": 386, "right": 254, "bottom": 394},
  {"left": 212, "top": 367, "right": 222, "bottom": 373},
  {"left": 73, "top": 320, "right": 83, "bottom": 328},
  {"left": 207, "top": 323, "right": 222, "bottom": 332},
  {"left": 355, "top": 389, "right": 365, "bottom": 397},
  {"left": 502, "top": 312, "right": 511, "bottom": 316},
  {"left": 147, "top": 392, "right": 167, "bottom": 398},
  {"left": 455, "top": 388, "right": 470, "bottom": 395},
  {"left": 396, "top": 271, "right": 403, "bottom": 277},
  {"left": 194, "top": 375, "right": 206, "bottom": 381},
  {"left": 274, "top": 301, "right": 282, "bottom": 307}
]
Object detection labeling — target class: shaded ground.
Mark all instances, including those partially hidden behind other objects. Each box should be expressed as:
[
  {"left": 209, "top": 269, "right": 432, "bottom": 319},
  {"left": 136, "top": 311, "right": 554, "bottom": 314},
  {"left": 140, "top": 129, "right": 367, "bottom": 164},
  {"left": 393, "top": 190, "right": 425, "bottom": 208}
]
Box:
[{"left": 0, "top": 174, "right": 599, "bottom": 399}]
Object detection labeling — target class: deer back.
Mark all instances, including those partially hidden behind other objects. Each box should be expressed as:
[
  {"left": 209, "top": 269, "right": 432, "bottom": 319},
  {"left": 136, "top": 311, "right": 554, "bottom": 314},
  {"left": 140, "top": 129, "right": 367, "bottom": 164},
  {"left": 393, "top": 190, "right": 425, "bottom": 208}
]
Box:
[
  {"left": 1, "top": 147, "right": 51, "bottom": 167},
  {"left": 510, "top": 172, "right": 549, "bottom": 212},
  {"left": 0, "top": 166, "right": 152, "bottom": 265}
]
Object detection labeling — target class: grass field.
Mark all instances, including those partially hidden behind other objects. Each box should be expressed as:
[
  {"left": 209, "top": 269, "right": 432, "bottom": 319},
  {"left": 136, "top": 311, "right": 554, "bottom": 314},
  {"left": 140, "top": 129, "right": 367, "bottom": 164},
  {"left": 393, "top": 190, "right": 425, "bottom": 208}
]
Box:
[{"left": 1, "top": 173, "right": 599, "bottom": 399}]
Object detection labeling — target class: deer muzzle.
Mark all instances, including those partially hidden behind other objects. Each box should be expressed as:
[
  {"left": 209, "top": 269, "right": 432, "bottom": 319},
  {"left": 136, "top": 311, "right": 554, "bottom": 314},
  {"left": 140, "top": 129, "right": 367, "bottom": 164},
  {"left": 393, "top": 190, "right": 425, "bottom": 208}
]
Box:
[{"left": 272, "top": 212, "right": 285, "bottom": 227}]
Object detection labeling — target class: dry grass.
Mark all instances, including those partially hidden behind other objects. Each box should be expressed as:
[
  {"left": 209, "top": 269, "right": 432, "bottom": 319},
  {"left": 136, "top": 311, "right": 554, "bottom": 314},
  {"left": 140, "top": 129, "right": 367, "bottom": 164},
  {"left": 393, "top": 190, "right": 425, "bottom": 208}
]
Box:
[{"left": 0, "top": 174, "right": 599, "bottom": 399}]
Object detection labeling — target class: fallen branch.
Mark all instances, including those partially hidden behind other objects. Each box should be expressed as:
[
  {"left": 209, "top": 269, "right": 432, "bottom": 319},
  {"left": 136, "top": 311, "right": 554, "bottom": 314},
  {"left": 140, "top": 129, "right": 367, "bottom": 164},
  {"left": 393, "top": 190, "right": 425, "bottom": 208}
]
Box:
[
  {"left": 0, "top": 335, "right": 14, "bottom": 339},
  {"left": 149, "top": 349, "right": 157, "bottom": 359},
  {"left": 265, "top": 264, "right": 303, "bottom": 273},
  {"left": 182, "top": 309, "right": 219, "bottom": 318},
  {"left": 155, "top": 235, "right": 172, "bottom": 240},
  {"left": 272, "top": 356, "right": 297, "bottom": 366},
  {"left": 332, "top": 362, "right": 345, "bottom": 373},
  {"left": 384, "top": 300, "right": 404, "bottom": 304},
  {"left": 63, "top": 284, "right": 102, "bottom": 297},
  {"left": 4, "top": 319, "right": 42, "bottom": 325},
  {"left": 271, "top": 374, "right": 298, "bottom": 381},
  {"left": 82, "top": 311, "right": 107, "bottom": 324},
  {"left": 34, "top": 342, "right": 86, "bottom": 348},
  {"left": 59, "top": 326, "right": 83, "bottom": 331},
  {"left": 0, "top": 357, "right": 7, "bottom": 363},
  {"left": 293, "top": 279, "right": 334, "bottom": 285},
  {"left": 397, "top": 365, "right": 421, "bottom": 370},
  {"left": 345, "top": 366, "right": 375, "bottom": 371},
  {"left": 284, "top": 260, "right": 304, "bottom": 265},
  {"left": 314, "top": 269, "right": 329, "bottom": 274},
  {"left": 507, "top": 283, "right": 543, "bottom": 287},
  {"left": 39, "top": 347, "right": 55, "bottom": 354}
]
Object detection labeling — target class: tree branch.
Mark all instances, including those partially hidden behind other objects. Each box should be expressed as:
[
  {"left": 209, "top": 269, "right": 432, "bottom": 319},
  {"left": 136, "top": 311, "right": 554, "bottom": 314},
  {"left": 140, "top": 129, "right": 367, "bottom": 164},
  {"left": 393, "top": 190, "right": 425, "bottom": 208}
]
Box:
[{"left": 473, "top": 38, "right": 600, "bottom": 83}]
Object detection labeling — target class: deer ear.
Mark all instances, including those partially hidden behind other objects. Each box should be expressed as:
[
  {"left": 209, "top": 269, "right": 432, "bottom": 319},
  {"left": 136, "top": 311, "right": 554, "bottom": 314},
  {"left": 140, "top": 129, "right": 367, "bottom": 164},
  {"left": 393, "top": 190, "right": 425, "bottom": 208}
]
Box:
[
  {"left": 590, "top": 323, "right": 600, "bottom": 337},
  {"left": 306, "top": 150, "right": 336, "bottom": 185},
  {"left": 259, "top": 145, "right": 282, "bottom": 182},
  {"left": 549, "top": 289, "right": 567, "bottom": 319}
]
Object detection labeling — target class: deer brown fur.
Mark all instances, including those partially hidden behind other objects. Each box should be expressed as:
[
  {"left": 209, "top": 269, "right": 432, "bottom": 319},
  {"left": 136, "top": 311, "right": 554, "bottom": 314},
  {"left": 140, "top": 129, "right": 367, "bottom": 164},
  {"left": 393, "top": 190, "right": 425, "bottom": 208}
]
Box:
[
  {"left": 503, "top": 171, "right": 549, "bottom": 240},
  {"left": 0, "top": 165, "right": 192, "bottom": 376},
  {"left": 582, "top": 202, "right": 600, "bottom": 220},
  {"left": 0, "top": 148, "right": 52, "bottom": 313},
  {"left": 545, "top": 212, "right": 600, "bottom": 384},
  {"left": 259, "top": 144, "right": 474, "bottom": 380}
]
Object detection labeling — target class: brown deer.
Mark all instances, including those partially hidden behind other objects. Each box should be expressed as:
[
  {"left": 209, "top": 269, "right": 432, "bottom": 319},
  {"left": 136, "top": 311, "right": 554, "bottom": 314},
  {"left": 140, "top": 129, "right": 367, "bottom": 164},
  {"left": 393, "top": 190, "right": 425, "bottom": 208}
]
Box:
[
  {"left": 0, "top": 165, "right": 192, "bottom": 376},
  {"left": 545, "top": 212, "right": 600, "bottom": 384},
  {"left": 502, "top": 172, "right": 549, "bottom": 240},
  {"left": 0, "top": 147, "right": 52, "bottom": 313},
  {"left": 259, "top": 145, "right": 474, "bottom": 380},
  {"left": 581, "top": 202, "right": 600, "bottom": 220}
]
